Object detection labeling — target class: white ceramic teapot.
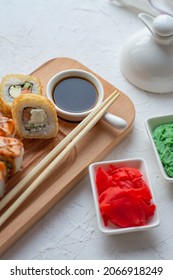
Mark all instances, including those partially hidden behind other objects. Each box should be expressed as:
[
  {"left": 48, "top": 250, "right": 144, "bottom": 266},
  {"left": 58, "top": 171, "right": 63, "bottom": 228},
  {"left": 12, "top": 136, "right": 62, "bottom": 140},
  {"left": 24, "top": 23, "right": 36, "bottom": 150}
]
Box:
[{"left": 120, "top": 13, "right": 173, "bottom": 93}]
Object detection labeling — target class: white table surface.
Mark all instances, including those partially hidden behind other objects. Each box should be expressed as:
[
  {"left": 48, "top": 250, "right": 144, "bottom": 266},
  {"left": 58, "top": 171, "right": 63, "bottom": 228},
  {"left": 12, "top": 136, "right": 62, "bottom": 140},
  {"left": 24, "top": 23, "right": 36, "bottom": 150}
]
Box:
[{"left": 1, "top": 0, "right": 173, "bottom": 260}]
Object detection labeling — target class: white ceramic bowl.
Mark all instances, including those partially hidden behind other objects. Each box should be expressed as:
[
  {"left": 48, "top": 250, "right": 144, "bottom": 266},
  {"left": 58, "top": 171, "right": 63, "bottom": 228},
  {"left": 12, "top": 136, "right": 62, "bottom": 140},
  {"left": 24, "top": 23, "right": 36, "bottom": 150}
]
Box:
[
  {"left": 46, "top": 69, "right": 104, "bottom": 122},
  {"left": 145, "top": 114, "right": 173, "bottom": 182},
  {"left": 46, "top": 69, "right": 127, "bottom": 129},
  {"left": 89, "top": 158, "right": 160, "bottom": 235}
]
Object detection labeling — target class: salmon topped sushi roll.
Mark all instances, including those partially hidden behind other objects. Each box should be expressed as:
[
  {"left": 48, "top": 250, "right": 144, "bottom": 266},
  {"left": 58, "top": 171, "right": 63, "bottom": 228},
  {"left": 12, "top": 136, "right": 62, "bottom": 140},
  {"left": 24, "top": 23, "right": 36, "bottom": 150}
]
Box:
[
  {"left": 0, "top": 116, "right": 15, "bottom": 137},
  {"left": 12, "top": 94, "right": 58, "bottom": 139},
  {"left": 0, "top": 161, "right": 7, "bottom": 198},
  {"left": 0, "top": 74, "right": 42, "bottom": 117},
  {"left": 0, "top": 136, "right": 24, "bottom": 176}
]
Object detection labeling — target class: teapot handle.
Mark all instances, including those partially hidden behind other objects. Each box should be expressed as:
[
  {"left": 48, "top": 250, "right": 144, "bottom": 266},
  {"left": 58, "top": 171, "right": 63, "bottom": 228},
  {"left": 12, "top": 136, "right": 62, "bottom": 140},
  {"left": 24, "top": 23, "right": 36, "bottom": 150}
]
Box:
[{"left": 111, "top": 0, "right": 173, "bottom": 16}]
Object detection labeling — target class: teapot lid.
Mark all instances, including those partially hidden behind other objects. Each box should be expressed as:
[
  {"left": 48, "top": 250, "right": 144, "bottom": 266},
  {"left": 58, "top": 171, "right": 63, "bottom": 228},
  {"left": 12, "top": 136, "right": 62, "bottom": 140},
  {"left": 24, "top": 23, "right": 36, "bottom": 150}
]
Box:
[
  {"left": 120, "top": 13, "right": 173, "bottom": 93},
  {"left": 139, "top": 13, "right": 173, "bottom": 40}
]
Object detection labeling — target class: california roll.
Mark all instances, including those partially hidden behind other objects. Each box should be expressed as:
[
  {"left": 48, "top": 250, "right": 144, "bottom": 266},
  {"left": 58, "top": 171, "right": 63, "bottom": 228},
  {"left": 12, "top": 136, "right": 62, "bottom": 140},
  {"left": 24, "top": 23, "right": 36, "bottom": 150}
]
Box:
[{"left": 0, "top": 74, "right": 42, "bottom": 117}]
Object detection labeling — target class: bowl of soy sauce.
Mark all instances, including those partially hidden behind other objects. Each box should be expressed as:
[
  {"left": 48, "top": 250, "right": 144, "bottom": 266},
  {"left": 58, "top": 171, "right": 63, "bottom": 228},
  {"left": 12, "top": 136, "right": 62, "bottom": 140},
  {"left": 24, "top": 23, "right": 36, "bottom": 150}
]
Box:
[{"left": 46, "top": 69, "right": 104, "bottom": 121}]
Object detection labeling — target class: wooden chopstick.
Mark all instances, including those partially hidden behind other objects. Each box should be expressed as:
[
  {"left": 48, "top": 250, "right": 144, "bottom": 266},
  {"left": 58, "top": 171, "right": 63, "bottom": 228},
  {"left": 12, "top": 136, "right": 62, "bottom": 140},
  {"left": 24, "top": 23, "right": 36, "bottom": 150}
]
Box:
[
  {"left": 0, "top": 89, "right": 119, "bottom": 212},
  {"left": 0, "top": 90, "right": 119, "bottom": 226}
]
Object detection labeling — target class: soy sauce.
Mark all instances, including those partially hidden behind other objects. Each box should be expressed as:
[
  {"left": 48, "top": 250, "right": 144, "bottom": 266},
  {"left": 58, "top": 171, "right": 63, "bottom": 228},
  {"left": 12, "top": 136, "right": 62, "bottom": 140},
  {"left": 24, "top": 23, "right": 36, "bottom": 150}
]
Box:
[{"left": 53, "top": 77, "right": 98, "bottom": 113}]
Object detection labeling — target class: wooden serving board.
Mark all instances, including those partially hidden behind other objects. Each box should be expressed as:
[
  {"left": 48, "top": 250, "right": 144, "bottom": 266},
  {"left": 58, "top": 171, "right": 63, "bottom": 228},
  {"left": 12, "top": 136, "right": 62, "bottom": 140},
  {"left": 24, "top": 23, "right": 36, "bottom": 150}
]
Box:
[{"left": 0, "top": 57, "right": 135, "bottom": 256}]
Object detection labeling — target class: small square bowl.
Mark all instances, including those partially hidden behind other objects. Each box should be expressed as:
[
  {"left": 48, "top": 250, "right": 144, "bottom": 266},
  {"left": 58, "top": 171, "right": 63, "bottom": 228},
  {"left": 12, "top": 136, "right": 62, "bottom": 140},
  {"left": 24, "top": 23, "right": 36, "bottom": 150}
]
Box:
[
  {"left": 89, "top": 158, "right": 160, "bottom": 235},
  {"left": 145, "top": 114, "right": 173, "bottom": 183}
]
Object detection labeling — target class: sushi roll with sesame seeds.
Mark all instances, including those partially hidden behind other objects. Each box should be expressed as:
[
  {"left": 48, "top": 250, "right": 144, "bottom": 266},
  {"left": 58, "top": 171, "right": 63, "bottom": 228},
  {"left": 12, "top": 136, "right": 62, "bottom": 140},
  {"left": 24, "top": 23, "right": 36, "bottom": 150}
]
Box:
[
  {"left": 0, "top": 161, "right": 7, "bottom": 198},
  {"left": 0, "top": 74, "right": 42, "bottom": 117},
  {"left": 12, "top": 94, "right": 58, "bottom": 139}
]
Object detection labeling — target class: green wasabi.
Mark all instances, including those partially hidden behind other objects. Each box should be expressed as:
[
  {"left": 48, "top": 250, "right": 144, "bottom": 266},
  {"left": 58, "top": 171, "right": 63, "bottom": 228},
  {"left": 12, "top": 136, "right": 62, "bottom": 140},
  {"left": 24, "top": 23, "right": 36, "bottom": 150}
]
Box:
[{"left": 152, "top": 123, "right": 173, "bottom": 177}]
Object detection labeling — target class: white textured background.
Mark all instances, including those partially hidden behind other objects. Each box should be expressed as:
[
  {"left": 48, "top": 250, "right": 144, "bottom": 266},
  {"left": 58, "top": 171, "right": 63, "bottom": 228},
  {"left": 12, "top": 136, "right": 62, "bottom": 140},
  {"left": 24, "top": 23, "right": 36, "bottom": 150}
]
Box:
[{"left": 1, "top": 0, "right": 173, "bottom": 260}]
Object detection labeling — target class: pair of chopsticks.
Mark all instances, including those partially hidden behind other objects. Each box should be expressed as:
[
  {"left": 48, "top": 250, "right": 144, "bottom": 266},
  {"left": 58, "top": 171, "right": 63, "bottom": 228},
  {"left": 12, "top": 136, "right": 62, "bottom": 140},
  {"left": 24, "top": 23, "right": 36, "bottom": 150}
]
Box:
[{"left": 0, "top": 90, "right": 120, "bottom": 227}]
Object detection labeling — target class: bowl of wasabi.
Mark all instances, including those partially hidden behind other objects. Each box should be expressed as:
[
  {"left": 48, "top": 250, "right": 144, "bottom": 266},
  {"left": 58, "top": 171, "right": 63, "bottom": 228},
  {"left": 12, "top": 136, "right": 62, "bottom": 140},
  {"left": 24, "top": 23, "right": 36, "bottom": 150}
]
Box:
[{"left": 145, "top": 114, "right": 173, "bottom": 182}]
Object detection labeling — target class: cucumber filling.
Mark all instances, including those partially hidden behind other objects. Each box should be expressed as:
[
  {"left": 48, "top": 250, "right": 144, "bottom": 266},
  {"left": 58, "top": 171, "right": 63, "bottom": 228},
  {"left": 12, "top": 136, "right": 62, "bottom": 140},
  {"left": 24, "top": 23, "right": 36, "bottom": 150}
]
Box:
[
  {"left": 8, "top": 82, "right": 33, "bottom": 99},
  {"left": 24, "top": 123, "right": 46, "bottom": 131}
]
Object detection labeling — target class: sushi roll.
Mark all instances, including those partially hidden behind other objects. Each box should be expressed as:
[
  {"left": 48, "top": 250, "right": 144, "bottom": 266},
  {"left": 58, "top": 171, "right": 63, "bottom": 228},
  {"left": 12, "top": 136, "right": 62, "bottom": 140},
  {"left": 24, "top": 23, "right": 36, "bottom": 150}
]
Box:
[
  {"left": 0, "top": 116, "right": 15, "bottom": 137},
  {"left": 0, "top": 74, "right": 42, "bottom": 117},
  {"left": 12, "top": 94, "right": 58, "bottom": 139},
  {"left": 0, "top": 136, "right": 24, "bottom": 176},
  {"left": 0, "top": 161, "right": 7, "bottom": 198}
]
